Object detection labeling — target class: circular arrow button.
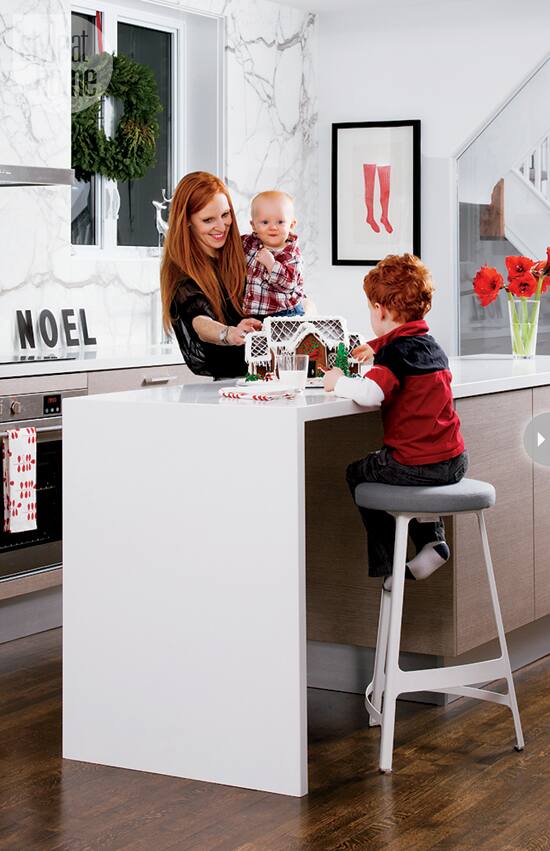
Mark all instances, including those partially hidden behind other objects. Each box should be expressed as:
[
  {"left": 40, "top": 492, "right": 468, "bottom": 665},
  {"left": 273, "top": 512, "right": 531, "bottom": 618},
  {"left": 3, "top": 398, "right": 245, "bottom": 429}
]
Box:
[{"left": 524, "top": 413, "right": 550, "bottom": 466}]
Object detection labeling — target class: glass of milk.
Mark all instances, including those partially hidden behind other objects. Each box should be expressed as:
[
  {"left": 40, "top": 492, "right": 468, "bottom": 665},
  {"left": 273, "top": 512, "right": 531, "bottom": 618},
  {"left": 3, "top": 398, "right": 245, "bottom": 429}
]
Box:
[{"left": 276, "top": 354, "right": 309, "bottom": 391}]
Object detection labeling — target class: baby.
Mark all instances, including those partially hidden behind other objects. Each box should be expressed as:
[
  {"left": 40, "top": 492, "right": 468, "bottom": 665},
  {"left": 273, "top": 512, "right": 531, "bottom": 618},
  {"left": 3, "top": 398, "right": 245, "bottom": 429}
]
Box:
[{"left": 241, "top": 191, "right": 305, "bottom": 318}]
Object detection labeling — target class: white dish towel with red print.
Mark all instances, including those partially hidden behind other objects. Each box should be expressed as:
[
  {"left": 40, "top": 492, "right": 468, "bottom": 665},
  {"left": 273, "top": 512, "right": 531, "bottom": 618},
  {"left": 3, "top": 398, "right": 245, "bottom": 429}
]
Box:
[{"left": 2, "top": 427, "right": 37, "bottom": 533}]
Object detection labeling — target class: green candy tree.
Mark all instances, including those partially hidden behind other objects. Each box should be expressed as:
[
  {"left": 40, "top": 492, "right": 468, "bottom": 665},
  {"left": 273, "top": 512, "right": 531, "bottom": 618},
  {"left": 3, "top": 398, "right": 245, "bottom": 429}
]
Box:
[{"left": 334, "top": 342, "right": 350, "bottom": 376}]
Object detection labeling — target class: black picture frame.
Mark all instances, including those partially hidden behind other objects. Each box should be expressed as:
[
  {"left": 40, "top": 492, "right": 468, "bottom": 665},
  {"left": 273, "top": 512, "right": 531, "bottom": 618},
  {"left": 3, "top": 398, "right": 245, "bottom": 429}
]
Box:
[{"left": 331, "top": 120, "right": 421, "bottom": 266}]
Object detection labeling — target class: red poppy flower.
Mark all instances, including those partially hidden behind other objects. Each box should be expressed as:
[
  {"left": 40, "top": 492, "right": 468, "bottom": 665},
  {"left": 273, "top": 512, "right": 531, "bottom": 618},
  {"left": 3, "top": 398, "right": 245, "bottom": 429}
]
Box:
[
  {"left": 505, "top": 255, "right": 535, "bottom": 282},
  {"left": 507, "top": 273, "right": 537, "bottom": 298},
  {"left": 532, "top": 263, "right": 550, "bottom": 292},
  {"left": 531, "top": 247, "right": 550, "bottom": 292},
  {"left": 473, "top": 265, "right": 504, "bottom": 306}
]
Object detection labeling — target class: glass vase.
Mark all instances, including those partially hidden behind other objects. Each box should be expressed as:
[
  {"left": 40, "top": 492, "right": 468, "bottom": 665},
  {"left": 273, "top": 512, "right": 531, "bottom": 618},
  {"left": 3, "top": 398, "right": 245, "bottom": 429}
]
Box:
[{"left": 507, "top": 297, "right": 540, "bottom": 359}]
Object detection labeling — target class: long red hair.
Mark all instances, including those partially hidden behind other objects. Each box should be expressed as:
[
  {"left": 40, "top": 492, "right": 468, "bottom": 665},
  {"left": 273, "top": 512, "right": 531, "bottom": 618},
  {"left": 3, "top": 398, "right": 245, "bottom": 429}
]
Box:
[{"left": 160, "top": 172, "right": 246, "bottom": 331}]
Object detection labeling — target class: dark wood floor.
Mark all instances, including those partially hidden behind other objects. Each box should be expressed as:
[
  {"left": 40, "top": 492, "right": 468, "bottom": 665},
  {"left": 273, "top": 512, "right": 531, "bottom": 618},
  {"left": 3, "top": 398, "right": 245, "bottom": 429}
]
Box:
[{"left": 1, "top": 630, "right": 549, "bottom": 851}]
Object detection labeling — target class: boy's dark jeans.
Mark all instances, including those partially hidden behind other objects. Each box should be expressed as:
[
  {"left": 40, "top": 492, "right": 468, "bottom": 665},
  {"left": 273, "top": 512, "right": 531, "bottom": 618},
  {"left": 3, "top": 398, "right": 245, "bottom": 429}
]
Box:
[{"left": 346, "top": 448, "right": 469, "bottom": 577}]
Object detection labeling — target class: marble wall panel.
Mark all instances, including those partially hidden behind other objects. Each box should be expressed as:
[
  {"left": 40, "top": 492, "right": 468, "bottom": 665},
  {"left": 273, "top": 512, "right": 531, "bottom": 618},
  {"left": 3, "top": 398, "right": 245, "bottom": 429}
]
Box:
[{"left": 0, "top": 0, "right": 318, "bottom": 353}]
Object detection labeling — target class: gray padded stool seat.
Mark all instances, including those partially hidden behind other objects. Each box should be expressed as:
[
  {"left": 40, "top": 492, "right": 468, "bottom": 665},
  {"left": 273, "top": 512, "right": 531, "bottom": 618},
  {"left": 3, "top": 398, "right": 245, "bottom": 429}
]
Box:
[
  {"left": 354, "top": 478, "right": 496, "bottom": 514},
  {"left": 358, "top": 476, "right": 524, "bottom": 774}
]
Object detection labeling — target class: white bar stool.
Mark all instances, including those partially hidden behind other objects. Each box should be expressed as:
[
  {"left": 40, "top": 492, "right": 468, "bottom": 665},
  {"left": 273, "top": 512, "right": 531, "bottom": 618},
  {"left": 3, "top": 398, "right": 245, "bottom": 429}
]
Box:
[{"left": 354, "top": 478, "right": 524, "bottom": 774}]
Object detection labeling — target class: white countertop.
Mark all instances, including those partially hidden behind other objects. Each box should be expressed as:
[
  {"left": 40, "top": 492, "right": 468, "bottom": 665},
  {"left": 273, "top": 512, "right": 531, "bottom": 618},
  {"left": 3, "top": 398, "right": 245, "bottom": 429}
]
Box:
[
  {"left": 449, "top": 354, "right": 550, "bottom": 397},
  {"left": 0, "top": 344, "right": 184, "bottom": 379},
  {"left": 73, "top": 355, "right": 550, "bottom": 422}
]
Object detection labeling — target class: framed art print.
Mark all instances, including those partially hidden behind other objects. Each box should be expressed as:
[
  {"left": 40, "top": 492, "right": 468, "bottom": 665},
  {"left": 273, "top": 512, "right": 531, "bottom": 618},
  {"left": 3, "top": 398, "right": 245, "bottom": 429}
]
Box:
[{"left": 332, "top": 120, "right": 421, "bottom": 265}]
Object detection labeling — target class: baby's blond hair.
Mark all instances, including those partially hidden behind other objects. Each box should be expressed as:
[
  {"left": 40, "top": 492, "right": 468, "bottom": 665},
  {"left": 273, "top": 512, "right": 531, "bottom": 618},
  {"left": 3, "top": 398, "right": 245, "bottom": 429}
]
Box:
[{"left": 250, "top": 190, "right": 295, "bottom": 219}]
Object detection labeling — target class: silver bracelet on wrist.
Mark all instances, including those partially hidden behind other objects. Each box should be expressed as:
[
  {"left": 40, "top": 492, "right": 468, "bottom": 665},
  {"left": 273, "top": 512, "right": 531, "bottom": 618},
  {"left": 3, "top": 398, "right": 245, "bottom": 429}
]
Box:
[{"left": 218, "top": 325, "right": 230, "bottom": 345}]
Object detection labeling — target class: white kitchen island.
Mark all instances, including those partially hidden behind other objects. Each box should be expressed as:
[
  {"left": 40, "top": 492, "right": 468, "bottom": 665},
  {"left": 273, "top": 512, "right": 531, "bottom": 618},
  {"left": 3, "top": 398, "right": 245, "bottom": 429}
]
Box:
[
  {"left": 63, "top": 356, "right": 550, "bottom": 796},
  {"left": 63, "top": 383, "right": 359, "bottom": 798}
]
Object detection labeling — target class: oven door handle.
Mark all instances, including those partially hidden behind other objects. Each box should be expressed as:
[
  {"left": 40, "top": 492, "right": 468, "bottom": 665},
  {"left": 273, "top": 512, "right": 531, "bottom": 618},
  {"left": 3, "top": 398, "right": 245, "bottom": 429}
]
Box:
[{"left": 0, "top": 424, "right": 61, "bottom": 438}]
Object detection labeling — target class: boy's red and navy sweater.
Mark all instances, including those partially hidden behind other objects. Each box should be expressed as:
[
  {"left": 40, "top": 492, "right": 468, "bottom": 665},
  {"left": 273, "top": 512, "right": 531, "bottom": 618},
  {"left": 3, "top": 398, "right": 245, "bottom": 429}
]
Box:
[{"left": 335, "top": 320, "right": 465, "bottom": 465}]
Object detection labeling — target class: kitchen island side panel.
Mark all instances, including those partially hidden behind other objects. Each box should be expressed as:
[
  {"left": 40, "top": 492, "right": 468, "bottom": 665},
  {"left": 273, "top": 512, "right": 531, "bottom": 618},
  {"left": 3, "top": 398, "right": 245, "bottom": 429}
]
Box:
[{"left": 62, "top": 397, "right": 308, "bottom": 796}]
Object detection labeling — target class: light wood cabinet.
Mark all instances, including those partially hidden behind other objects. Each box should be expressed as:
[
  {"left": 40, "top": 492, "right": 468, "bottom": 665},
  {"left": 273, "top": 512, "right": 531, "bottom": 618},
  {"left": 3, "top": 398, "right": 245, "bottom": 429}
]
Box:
[
  {"left": 533, "top": 386, "right": 550, "bottom": 620},
  {"left": 305, "top": 414, "right": 455, "bottom": 656},
  {"left": 87, "top": 363, "right": 209, "bottom": 395},
  {"left": 0, "top": 373, "right": 87, "bottom": 396},
  {"left": 0, "top": 568, "right": 62, "bottom": 601},
  {"left": 306, "top": 389, "right": 539, "bottom": 657},
  {"left": 454, "top": 390, "right": 534, "bottom": 653}
]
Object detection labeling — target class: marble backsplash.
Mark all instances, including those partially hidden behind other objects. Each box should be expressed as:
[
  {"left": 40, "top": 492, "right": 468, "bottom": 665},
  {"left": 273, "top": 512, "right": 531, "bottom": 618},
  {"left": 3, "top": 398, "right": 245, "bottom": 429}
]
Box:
[{"left": 0, "top": 0, "right": 318, "bottom": 353}]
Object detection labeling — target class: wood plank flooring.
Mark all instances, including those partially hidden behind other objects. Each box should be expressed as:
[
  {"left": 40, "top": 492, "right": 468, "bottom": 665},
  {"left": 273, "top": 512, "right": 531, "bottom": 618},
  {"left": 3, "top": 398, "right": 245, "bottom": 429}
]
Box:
[{"left": 1, "top": 629, "right": 549, "bottom": 850}]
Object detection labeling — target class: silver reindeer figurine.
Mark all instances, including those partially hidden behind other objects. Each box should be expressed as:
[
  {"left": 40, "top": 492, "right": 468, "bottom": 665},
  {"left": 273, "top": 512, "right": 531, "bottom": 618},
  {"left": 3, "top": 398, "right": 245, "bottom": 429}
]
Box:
[{"left": 152, "top": 188, "right": 172, "bottom": 246}]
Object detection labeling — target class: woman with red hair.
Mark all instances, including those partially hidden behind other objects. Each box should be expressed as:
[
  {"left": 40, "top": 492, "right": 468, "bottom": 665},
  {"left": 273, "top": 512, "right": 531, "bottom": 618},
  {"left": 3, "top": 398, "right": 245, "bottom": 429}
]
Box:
[{"left": 161, "top": 172, "right": 261, "bottom": 378}]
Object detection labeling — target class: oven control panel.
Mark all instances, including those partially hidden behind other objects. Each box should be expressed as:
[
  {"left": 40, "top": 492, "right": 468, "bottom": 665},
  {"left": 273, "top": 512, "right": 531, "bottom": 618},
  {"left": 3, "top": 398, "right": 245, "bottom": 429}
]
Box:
[
  {"left": 0, "top": 388, "right": 86, "bottom": 424},
  {"left": 43, "top": 394, "right": 61, "bottom": 415}
]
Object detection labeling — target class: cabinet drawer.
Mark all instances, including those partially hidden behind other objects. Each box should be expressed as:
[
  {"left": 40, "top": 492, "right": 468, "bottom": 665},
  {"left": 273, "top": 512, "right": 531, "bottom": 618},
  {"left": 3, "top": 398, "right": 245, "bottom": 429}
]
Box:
[
  {"left": 0, "top": 373, "right": 87, "bottom": 396},
  {"left": 88, "top": 364, "right": 210, "bottom": 395}
]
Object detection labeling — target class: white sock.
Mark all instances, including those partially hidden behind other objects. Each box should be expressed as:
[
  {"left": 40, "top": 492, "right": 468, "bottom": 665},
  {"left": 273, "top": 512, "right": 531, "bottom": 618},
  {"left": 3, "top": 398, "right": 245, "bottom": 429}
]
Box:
[
  {"left": 383, "top": 541, "right": 450, "bottom": 591},
  {"left": 407, "top": 540, "right": 450, "bottom": 580}
]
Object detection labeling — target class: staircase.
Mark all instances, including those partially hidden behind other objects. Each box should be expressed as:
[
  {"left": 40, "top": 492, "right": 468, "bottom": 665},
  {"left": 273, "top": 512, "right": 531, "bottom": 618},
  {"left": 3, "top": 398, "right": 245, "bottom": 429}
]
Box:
[
  {"left": 504, "top": 134, "right": 550, "bottom": 258},
  {"left": 458, "top": 54, "right": 550, "bottom": 207},
  {"left": 457, "top": 54, "right": 550, "bottom": 355}
]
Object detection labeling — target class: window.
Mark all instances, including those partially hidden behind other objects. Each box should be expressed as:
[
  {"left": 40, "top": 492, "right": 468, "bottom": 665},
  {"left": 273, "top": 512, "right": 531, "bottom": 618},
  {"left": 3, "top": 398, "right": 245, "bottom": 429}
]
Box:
[
  {"left": 116, "top": 22, "right": 172, "bottom": 247},
  {"left": 71, "top": 3, "right": 223, "bottom": 255},
  {"left": 71, "top": 11, "right": 98, "bottom": 246}
]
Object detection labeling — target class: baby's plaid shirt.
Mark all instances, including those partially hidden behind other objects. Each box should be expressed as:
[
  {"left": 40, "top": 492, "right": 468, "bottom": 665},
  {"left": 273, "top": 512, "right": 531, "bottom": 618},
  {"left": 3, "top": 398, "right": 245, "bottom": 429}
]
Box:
[{"left": 242, "top": 233, "right": 304, "bottom": 316}]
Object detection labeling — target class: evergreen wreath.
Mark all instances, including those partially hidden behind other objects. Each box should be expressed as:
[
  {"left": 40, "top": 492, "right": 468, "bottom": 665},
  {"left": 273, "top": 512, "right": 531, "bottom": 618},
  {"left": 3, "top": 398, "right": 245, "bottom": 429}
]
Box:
[{"left": 72, "top": 52, "right": 162, "bottom": 183}]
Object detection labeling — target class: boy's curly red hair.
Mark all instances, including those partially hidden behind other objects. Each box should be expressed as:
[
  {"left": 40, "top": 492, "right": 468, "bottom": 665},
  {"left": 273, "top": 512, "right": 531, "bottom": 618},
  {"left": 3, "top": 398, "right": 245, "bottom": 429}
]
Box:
[{"left": 363, "top": 254, "right": 433, "bottom": 322}]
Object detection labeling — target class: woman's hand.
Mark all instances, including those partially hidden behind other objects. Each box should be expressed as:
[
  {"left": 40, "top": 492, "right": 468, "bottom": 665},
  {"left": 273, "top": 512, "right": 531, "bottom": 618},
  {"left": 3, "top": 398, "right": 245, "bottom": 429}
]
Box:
[
  {"left": 227, "top": 318, "right": 262, "bottom": 346},
  {"left": 351, "top": 343, "right": 375, "bottom": 363},
  {"left": 323, "top": 367, "right": 343, "bottom": 392},
  {"left": 237, "top": 317, "right": 262, "bottom": 334}
]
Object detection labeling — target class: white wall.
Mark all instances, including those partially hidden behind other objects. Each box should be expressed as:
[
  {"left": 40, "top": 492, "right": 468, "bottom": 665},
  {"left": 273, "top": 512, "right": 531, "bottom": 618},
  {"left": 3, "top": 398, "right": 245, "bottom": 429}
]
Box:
[{"left": 313, "top": 0, "right": 550, "bottom": 351}]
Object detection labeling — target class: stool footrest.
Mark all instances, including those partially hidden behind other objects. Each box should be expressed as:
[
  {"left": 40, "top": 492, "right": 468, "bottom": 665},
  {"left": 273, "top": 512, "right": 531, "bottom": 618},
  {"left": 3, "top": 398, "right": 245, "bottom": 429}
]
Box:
[
  {"left": 396, "top": 657, "right": 507, "bottom": 695},
  {"left": 429, "top": 685, "right": 511, "bottom": 706},
  {"left": 364, "top": 680, "right": 382, "bottom": 726}
]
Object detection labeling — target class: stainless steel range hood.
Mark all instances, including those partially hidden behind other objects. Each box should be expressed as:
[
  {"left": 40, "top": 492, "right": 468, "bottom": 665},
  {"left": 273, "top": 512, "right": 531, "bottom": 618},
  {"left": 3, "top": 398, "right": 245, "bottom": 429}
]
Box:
[{"left": 0, "top": 164, "right": 74, "bottom": 187}]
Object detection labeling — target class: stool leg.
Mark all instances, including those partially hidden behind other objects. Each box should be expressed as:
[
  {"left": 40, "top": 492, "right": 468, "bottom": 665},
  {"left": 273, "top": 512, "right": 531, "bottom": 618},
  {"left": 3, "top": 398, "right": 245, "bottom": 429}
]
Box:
[
  {"left": 379, "top": 513, "right": 409, "bottom": 773},
  {"left": 477, "top": 511, "right": 525, "bottom": 751},
  {"left": 368, "top": 584, "right": 391, "bottom": 727}
]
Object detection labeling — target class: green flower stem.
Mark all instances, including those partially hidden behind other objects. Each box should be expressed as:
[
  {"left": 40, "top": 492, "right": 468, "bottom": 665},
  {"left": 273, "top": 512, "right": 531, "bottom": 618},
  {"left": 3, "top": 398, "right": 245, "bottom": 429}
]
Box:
[
  {"left": 523, "top": 276, "right": 545, "bottom": 355},
  {"left": 507, "top": 292, "right": 524, "bottom": 355},
  {"left": 507, "top": 285, "right": 544, "bottom": 358}
]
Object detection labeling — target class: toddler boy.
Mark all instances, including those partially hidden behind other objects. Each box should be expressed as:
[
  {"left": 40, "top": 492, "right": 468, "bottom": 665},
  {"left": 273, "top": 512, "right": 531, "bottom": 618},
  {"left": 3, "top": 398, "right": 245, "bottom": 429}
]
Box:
[
  {"left": 323, "top": 254, "right": 468, "bottom": 588},
  {"left": 242, "top": 191, "right": 305, "bottom": 318}
]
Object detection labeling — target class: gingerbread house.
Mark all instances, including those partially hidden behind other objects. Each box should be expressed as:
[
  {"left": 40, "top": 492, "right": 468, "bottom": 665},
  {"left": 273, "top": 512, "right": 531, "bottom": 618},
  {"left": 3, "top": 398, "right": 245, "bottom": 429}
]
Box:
[{"left": 245, "top": 316, "right": 366, "bottom": 379}]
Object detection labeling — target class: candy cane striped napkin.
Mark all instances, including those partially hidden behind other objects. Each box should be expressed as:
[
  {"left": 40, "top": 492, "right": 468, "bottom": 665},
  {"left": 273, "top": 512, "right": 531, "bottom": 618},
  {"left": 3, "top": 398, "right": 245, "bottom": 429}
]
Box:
[
  {"left": 2, "top": 427, "right": 37, "bottom": 533},
  {"left": 219, "top": 385, "right": 296, "bottom": 402}
]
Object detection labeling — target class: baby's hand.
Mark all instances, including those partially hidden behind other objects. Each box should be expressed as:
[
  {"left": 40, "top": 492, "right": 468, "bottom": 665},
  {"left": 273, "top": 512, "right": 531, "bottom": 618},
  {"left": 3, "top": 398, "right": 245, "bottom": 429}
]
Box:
[
  {"left": 351, "top": 343, "right": 375, "bottom": 363},
  {"left": 256, "top": 247, "right": 276, "bottom": 273},
  {"left": 323, "top": 367, "right": 343, "bottom": 392}
]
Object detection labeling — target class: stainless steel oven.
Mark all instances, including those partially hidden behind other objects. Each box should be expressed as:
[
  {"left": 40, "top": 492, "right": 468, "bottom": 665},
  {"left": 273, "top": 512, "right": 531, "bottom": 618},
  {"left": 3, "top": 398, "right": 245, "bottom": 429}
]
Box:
[{"left": 0, "top": 387, "right": 86, "bottom": 581}]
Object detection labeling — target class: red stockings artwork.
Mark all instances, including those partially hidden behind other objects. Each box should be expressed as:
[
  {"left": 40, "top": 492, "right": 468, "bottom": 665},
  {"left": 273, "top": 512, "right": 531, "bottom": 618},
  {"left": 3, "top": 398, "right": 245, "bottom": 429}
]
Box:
[{"left": 362, "top": 163, "right": 393, "bottom": 234}]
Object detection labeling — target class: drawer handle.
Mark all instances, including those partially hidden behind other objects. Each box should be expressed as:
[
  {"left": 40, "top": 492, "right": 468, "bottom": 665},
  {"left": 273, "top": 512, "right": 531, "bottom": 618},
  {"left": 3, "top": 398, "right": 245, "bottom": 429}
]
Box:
[{"left": 142, "top": 375, "right": 177, "bottom": 386}]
